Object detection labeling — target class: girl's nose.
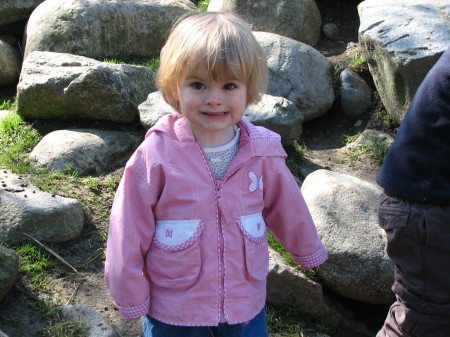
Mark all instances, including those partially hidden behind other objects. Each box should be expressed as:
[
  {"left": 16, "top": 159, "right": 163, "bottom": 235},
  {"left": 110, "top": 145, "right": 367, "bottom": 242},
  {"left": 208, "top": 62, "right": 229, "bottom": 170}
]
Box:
[{"left": 205, "top": 88, "right": 222, "bottom": 105}]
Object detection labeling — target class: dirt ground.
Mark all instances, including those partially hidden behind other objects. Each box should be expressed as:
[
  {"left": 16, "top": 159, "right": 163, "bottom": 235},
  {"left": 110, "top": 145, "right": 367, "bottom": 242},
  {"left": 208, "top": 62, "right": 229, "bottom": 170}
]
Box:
[{"left": 0, "top": 1, "right": 398, "bottom": 336}]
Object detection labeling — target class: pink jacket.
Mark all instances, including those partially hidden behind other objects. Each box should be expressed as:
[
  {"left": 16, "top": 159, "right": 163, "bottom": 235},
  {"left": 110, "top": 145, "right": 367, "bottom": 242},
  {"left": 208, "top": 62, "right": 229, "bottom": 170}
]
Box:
[{"left": 104, "top": 114, "right": 327, "bottom": 325}]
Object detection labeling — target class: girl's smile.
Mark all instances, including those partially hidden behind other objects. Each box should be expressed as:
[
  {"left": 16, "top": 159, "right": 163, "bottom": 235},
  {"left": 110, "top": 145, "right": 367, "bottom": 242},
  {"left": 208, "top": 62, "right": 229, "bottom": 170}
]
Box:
[{"left": 176, "top": 65, "right": 247, "bottom": 147}]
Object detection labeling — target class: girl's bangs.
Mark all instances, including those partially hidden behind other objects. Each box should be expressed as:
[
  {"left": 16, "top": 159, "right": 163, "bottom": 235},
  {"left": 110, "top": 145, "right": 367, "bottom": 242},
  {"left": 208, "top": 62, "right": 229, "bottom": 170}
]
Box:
[{"left": 185, "top": 48, "right": 247, "bottom": 83}]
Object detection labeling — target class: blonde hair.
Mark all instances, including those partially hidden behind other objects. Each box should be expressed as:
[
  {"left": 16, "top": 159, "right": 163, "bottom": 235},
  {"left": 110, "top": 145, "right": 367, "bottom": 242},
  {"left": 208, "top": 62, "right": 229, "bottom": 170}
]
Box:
[{"left": 156, "top": 12, "right": 268, "bottom": 112}]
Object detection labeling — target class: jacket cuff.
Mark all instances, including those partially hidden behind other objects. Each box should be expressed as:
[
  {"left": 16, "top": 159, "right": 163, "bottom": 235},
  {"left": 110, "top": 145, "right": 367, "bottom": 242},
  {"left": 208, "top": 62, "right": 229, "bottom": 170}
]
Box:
[
  {"left": 117, "top": 297, "right": 150, "bottom": 321},
  {"left": 295, "top": 246, "right": 328, "bottom": 269}
]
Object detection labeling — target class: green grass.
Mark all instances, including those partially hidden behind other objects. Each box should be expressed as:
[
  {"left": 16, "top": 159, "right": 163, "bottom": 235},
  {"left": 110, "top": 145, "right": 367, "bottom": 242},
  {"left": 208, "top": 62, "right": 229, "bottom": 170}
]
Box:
[
  {"left": 42, "top": 311, "right": 87, "bottom": 337},
  {"left": 197, "top": 0, "right": 210, "bottom": 11},
  {"left": 362, "top": 137, "right": 390, "bottom": 165},
  {"left": 103, "top": 57, "right": 160, "bottom": 72},
  {"left": 12, "top": 240, "right": 88, "bottom": 336},
  {"left": 375, "top": 110, "right": 396, "bottom": 129},
  {"left": 16, "top": 243, "right": 57, "bottom": 291},
  {"left": 0, "top": 112, "right": 42, "bottom": 172},
  {"left": 1, "top": 99, "right": 14, "bottom": 110},
  {"left": 141, "top": 58, "right": 160, "bottom": 72},
  {"left": 285, "top": 139, "right": 306, "bottom": 179},
  {"left": 18, "top": 291, "right": 88, "bottom": 337},
  {"left": 344, "top": 132, "right": 390, "bottom": 166},
  {"left": 267, "top": 306, "right": 304, "bottom": 336},
  {"left": 350, "top": 53, "right": 366, "bottom": 69},
  {"left": 268, "top": 231, "right": 318, "bottom": 278}
]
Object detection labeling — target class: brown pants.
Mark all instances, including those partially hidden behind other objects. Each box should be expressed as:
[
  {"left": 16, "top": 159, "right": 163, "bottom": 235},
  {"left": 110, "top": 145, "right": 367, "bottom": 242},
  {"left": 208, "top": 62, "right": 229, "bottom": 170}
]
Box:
[{"left": 376, "top": 193, "right": 450, "bottom": 337}]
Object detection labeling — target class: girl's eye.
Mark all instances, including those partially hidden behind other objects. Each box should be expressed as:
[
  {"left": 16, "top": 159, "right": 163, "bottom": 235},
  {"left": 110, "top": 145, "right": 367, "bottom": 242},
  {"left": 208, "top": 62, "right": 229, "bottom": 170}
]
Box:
[
  {"left": 223, "top": 83, "right": 236, "bottom": 90},
  {"left": 192, "top": 82, "right": 205, "bottom": 90}
]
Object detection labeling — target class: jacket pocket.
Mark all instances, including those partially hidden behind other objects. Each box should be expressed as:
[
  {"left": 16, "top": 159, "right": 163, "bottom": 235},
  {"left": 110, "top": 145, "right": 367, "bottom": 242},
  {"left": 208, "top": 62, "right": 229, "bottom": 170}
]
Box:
[
  {"left": 237, "top": 213, "right": 269, "bottom": 281},
  {"left": 147, "top": 219, "right": 204, "bottom": 289}
]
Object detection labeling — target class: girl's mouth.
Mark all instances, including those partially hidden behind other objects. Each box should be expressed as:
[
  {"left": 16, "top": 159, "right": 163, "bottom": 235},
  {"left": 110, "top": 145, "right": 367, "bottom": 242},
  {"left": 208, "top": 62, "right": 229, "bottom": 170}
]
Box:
[{"left": 202, "top": 112, "right": 227, "bottom": 116}]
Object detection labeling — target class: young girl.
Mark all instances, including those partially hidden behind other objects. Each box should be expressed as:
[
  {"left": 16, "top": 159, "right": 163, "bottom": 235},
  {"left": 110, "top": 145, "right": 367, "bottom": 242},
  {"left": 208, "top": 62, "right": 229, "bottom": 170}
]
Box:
[{"left": 105, "top": 12, "right": 328, "bottom": 337}]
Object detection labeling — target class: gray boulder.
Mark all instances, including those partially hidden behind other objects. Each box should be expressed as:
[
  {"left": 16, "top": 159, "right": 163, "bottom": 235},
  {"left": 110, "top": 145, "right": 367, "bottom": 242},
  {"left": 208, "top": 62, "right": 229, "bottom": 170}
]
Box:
[
  {"left": 138, "top": 91, "right": 177, "bottom": 130},
  {"left": 0, "top": 0, "right": 45, "bottom": 27},
  {"left": 267, "top": 248, "right": 373, "bottom": 335},
  {"left": 0, "top": 40, "right": 21, "bottom": 86},
  {"left": 30, "top": 129, "right": 142, "bottom": 176},
  {"left": 340, "top": 68, "right": 372, "bottom": 117},
  {"left": 245, "top": 94, "right": 303, "bottom": 146},
  {"left": 301, "top": 169, "right": 395, "bottom": 304},
  {"left": 17, "top": 51, "right": 155, "bottom": 123},
  {"left": 0, "top": 170, "right": 84, "bottom": 245},
  {"left": 267, "top": 247, "right": 339, "bottom": 326},
  {"left": 23, "top": 0, "right": 197, "bottom": 60},
  {"left": 0, "top": 246, "right": 19, "bottom": 301},
  {"left": 254, "top": 32, "right": 335, "bottom": 122},
  {"left": 358, "top": 0, "right": 450, "bottom": 123},
  {"left": 208, "top": 0, "right": 321, "bottom": 46},
  {"left": 322, "top": 23, "right": 340, "bottom": 41},
  {"left": 59, "top": 303, "right": 119, "bottom": 337}
]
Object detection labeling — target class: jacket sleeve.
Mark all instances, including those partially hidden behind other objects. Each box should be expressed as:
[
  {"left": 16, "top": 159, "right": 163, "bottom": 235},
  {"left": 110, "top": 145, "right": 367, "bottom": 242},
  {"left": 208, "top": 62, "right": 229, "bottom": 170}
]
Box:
[
  {"left": 104, "top": 148, "right": 162, "bottom": 320},
  {"left": 263, "top": 158, "right": 328, "bottom": 269}
]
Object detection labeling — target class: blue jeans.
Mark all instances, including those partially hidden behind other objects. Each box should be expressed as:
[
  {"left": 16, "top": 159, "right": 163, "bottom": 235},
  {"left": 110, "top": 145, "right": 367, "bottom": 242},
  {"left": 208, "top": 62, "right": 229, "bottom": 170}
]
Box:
[{"left": 142, "top": 307, "right": 269, "bottom": 337}]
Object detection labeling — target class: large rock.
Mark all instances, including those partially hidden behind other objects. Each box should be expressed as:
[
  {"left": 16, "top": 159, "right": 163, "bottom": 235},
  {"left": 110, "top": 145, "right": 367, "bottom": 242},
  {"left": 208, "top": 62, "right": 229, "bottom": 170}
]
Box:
[
  {"left": 245, "top": 94, "right": 303, "bottom": 146},
  {"left": 0, "top": 170, "right": 84, "bottom": 245},
  {"left": 0, "top": 0, "right": 45, "bottom": 27},
  {"left": 301, "top": 169, "right": 395, "bottom": 304},
  {"left": 0, "top": 246, "right": 19, "bottom": 301},
  {"left": 208, "top": 0, "right": 321, "bottom": 46},
  {"left": 138, "top": 91, "right": 176, "bottom": 130},
  {"left": 0, "top": 40, "right": 21, "bottom": 86},
  {"left": 254, "top": 32, "right": 335, "bottom": 122},
  {"left": 267, "top": 247, "right": 341, "bottom": 326},
  {"left": 358, "top": 0, "right": 450, "bottom": 123},
  {"left": 23, "top": 0, "right": 197, "bottom": 60},
  {"left": 59, "top": 303, "right": 119, "bottom": 337},
  {"left": 17, "top": 51, "right": 155, "bottom": 123},
  {"left": 340, "top": 68, "right": 372, "bottom": 117},
  {"left": 267, "top": 248, "right": 373, "bottom": 335},
  {"left": 30, "top": 129, "right": 142, "bottom": 176}
]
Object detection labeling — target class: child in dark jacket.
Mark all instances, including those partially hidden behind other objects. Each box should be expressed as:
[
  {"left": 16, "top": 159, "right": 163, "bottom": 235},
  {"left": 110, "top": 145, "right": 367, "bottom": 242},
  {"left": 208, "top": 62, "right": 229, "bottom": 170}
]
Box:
[{"left": 376, "top": 45, "right": 450, "bottom": 337}]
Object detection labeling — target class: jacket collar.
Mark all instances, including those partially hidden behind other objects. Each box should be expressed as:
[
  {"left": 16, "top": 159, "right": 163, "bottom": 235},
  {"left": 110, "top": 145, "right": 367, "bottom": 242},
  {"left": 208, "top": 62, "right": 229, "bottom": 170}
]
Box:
[{"left": 148, "top": 113, "right": 287, "bottom": 158}]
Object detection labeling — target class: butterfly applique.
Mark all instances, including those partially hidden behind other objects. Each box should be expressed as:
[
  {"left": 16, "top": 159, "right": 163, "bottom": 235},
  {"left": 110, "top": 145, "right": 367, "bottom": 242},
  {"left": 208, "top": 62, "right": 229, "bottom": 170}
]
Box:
[{"left": 248, "top": 171, "right": 263, "bottom": 192}]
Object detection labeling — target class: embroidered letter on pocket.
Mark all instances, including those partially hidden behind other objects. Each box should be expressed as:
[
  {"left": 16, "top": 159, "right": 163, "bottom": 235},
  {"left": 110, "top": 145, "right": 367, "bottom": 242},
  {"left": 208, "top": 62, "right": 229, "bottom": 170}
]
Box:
[
  {"left": 154, "top": 219, "right": 204, "bottom": 251},
  {"left": 237, "top": 213, "right": 267, "bottom": 243}
]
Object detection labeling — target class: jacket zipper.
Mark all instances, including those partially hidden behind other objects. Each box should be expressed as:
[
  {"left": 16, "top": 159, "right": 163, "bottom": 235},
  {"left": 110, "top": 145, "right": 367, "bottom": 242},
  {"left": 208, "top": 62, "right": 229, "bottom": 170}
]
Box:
[
  {"left": 216, "top": 161, "right": 249, "bottom": 323},
  {"left": 196, "top": 142, "right": 250, "bottom": 323}
]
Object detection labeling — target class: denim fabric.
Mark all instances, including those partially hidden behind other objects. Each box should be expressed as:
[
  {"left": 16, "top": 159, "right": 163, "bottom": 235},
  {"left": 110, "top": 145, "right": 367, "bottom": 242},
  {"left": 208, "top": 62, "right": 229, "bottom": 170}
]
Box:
[
  {"left": 142, "top": 307, "right": 269, "bottom": 337},
  {"left": 376, "top": 192, "right": 450, "bottom": 337}
]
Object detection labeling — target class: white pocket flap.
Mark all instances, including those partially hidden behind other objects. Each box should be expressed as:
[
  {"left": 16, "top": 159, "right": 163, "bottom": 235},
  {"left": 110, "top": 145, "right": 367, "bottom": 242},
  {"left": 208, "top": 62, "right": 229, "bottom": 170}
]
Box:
[
  {"left": 237, "top": 213, "right": 267, "bottom": 243},
  {"left": 154, "top": 219, "right": 204, "bottom": 251}
]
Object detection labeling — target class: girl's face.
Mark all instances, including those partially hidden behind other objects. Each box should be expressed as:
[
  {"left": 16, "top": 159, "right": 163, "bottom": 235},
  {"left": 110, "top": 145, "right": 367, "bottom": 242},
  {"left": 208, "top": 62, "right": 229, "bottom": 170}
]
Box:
[{"left": 176, "top": 64, "right": 247, "bottom": 148}]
